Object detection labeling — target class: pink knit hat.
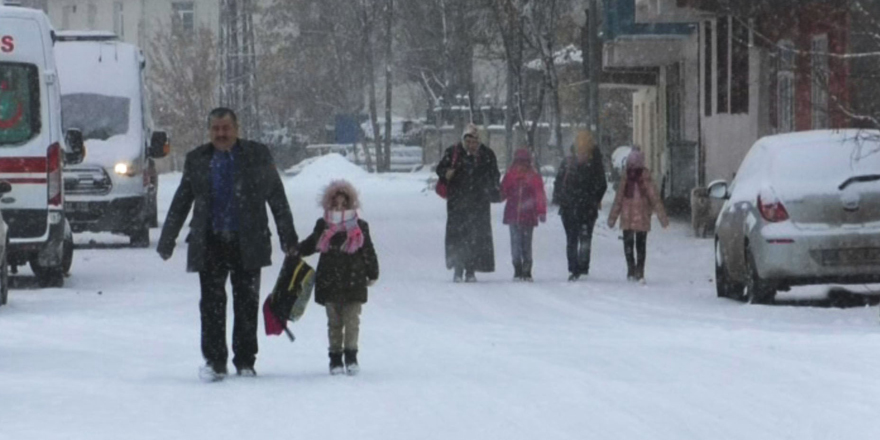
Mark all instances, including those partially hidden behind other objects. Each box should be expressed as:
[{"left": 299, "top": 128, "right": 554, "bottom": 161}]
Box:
[
  {"left": 626, "top": 146, "right": 645, "bottom": 170},
  {"left": 514, "top": 148, "right": 531, "bottom": 163}
]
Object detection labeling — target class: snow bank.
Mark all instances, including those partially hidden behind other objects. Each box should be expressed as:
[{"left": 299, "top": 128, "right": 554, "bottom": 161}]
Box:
[{"left": 291, "top": 153, "right": 368, "bottom": 184}]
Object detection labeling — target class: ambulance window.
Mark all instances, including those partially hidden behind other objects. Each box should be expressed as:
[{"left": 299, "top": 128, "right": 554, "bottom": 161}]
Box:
[{"left": 0, "top": 63, "right": 40, "bottom": 146}]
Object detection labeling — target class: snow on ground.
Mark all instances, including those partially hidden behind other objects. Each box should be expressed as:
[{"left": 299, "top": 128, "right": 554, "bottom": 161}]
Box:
[{"left": 2, "top": 155, "right": 880, "bottom": 440}]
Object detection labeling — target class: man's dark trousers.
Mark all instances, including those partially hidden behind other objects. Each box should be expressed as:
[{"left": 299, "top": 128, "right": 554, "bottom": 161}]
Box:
[{"left": 199, "top": 231, "right": 261, "bottom": 370}]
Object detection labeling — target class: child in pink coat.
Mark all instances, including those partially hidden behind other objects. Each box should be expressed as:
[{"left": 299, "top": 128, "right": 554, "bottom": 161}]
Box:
[
  {"left": 500, "top": 148, "right": 547, "bottom": 281},
  {"left": 607, "top": 147, "right": 669, "bottom": 283}
]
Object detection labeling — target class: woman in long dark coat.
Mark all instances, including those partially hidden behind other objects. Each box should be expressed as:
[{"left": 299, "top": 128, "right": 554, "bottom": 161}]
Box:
[
  {"left": 436, "top": 124, "right": 501, "bottom": 283},
  {"left": 553, "top": 130, "right": 607, "bottom": 281}
]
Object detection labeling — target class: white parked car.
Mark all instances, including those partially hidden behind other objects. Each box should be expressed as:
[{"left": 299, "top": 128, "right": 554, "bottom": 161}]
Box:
[{"left": 711, "top": 130, "right": 880, "bottom": 303}]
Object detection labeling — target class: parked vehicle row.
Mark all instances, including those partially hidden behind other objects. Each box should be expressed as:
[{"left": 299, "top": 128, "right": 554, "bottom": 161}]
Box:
[{"left": 0, "top": 6, "right": 167, "bottom": 303}]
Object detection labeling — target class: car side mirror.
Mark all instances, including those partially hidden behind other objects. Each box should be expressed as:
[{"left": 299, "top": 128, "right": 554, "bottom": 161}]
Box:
[
  {"left": 149, "top": 131, "right": 170, "bottom": 159},
  {"left": 0, "top": 181, "right": 11, "bottom": 195},
  {"left": 65, "top": 129, "right": 85, "bottom": 165},
  {"left": 707, "top": 180, "right": 729, "bottom": 200}
]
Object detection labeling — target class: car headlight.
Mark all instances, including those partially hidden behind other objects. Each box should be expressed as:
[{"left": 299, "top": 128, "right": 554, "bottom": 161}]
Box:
[{"left": 114, "top": 162, "right": 132, "bottom": 176}]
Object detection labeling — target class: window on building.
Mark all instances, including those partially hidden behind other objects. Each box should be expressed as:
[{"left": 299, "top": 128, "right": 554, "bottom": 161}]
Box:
[
  {"left": 730, "top": 18, "right": 750, "bottom": 114},
  {"left": 172, "top": 2, "right": 196, "bottom": 34},
  {"left": 113, "top": 2, "right": 125, "bottom": 38},
  {"left": 716, "top": 16, "right": 729, "bottom": 114},
  {"left": 704, "top": 20, "right": 712, "bottom": 117},
  {"left": 777, "top": 40, "right": 796, "bottom": 133},
  {"left": 811, "top": 34, "right": 829, "bottom": 129},
  {"left": 87, "top": 4, "right": 97, "bottom": 30}
]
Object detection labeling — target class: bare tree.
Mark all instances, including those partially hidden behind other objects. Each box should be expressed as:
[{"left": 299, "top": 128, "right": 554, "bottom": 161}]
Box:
[
  {"left": 397, "top": 1, "right": 489, "bottom": 124},
  {"left": 383, "top": 0, "right": 394, "bottom": 172},
  {"left": 148, "top": 27, "right": 218, "bottom": 171},
  {"left": 489, "top": 0, "right": 555, "bottom": 153}
]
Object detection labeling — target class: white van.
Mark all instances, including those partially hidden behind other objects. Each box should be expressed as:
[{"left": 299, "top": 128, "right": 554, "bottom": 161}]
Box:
[
  {"left": 54, "top": 32, "right": 168, "bottom": 247},
  {"left": 0, "top": 6, "right": 84, "bottom": 287}
]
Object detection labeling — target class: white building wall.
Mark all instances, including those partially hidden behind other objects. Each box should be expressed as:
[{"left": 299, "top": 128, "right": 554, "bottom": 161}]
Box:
[
  {"left": 699, "top": 20, "right": 763, "bottom": 183},
  {"left": 632, "top": 86, "right": 662, "bottom": 176},
  {"left": 681, "top": 32, "right": 700, "bottom": 143},
  {"left": 47, "top": 0, "right": 227, "bottom": 50}
]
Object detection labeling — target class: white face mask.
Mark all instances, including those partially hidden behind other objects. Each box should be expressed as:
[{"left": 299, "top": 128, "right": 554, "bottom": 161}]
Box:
[
  {"left": 327, "top": 210, "right": 356, "bottom": 223},
  {"left": 328, "top": 211, "right": 344, "bottom": 223}
]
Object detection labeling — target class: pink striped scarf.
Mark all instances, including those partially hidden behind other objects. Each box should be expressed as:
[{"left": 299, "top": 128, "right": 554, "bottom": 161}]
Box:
[{"left": 316, "top": 210, "right": 364, "bottom": 254}]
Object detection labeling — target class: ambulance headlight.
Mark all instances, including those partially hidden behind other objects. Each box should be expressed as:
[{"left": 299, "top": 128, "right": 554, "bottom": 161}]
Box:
[{"left": 114, "top": 162, "right": 132, "bottom": 176}]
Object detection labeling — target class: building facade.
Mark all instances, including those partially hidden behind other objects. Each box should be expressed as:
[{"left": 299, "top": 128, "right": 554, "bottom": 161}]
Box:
[
  {"left": 606, "top": 0, "right": 856, "bottom": 211},
  {"left": 45, "top": 0, "right": 220, "bottom": 51}
]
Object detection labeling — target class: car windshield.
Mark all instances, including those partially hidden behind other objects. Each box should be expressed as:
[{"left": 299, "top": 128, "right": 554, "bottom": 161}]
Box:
[
  {"left": 0, "top": 62, "right": 40, "bottom": 146},
  {"left": 61, "top": 93, "right": 130, "bottom": 141}
]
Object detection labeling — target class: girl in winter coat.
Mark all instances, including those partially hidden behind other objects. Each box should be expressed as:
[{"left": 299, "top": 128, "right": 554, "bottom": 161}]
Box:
[
  {"left": 500, "top": 148, "right": 548, "bottom": 281},
  {"left": 299, "top": 180, "right": 379, "bottom": 375},
  {"left": 607, "top": 147, "right": 668, "bottom": 283}
]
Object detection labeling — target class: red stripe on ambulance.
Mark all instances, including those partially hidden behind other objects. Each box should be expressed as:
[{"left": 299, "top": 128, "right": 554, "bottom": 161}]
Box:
[{"left": 0, "top": 157, "right": 47, "bottom": 173}]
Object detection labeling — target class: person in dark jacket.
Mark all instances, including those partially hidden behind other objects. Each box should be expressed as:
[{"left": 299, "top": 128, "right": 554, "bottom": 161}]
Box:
[
  {"left": 299, "top": 180, "right": 379, "bottom": 375},
  {"left": 157, "top": 107, "right": 298, "bottom": 382},
  {"left": 436, "top": 123, "right": 501, "bottom": 283},
  {"left": 553, "top": 130, "right": 608, "bottom": 281}
]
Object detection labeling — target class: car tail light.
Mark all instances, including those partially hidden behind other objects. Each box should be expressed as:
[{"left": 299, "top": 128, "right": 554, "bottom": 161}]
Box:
[
  {"left": 758, "top": 194, "right": 789, "bottom": 222},
  {"left": 47, "top": 142, "right": 62, "bottom": 207}
]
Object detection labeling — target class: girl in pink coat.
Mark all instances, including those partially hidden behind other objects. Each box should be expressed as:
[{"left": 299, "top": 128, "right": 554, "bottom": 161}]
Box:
[
  {"left": 607, "top": 147, "right": 669, "bottom": 283},
  {"left": 500, "top": 148, "right": 548, "bottom": 281}
]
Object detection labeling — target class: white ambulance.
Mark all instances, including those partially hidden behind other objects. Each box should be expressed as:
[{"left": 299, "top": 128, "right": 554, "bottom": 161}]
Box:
[
  {"left": 54, "top": 32, "right": 168, "bottom": 247},
  {"left": 0, "top": 6, "right": 84, "bottom": 287}
]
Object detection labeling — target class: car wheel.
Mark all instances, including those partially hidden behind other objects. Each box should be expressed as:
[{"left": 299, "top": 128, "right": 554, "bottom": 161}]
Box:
[
  {"left": 31, "top": 262, "right": 63, "bottom": 288},
  {"left": 61, "top": 233, "right": 74, "bottom": 275},
  {"left": 129, "top": 226, "right": 150, "bottom": 248},
  {"left": 744, "top": 249, "right": 775, "bottom": 304},
  {"left": 0, "top": 245, "right": 8, "bottom": 306},
  {"left": 715, "top": 240, "right": 743, "bottom": 299}
]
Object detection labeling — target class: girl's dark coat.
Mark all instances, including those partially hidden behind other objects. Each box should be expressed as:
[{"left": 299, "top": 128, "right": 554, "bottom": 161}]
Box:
[{"left": 299, "top": 218, "right": 379, "bottom": 305}]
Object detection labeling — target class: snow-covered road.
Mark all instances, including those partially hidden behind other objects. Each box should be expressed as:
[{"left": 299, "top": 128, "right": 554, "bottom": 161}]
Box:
[{"left": 2, "top": 155, "right": 880, "bottom": 440}]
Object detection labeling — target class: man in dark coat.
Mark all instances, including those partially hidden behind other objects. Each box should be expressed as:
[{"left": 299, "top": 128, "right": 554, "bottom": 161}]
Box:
[
  {"left": 436, "top": 123, "right": 501, "bottom": 283},
  {"left": 553, "top": 130, "right": 607, "bottom": 281},
  {"left": 157, "top": 107, "right": 298, "bottom": 381}
]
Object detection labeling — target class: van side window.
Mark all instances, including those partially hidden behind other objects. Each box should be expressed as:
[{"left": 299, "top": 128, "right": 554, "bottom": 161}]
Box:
[{"left": 0, "top": 63, "right": 40, "bottom": 146}]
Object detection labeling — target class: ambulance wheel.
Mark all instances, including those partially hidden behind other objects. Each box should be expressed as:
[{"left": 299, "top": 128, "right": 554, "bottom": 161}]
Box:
[
  {"left": 0, "top": 244, "right": 8, "bottom": 306},
  {"left": 129, "top": 226, "right": 150, "bottom": 248},
  {"left": 60, "top": 231, "right": 74, "bottom": 275}
]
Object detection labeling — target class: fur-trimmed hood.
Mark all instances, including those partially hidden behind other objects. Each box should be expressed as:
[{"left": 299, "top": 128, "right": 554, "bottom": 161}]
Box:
[{"left": 320, "top": 179, "right": 361, "bottom": 211}]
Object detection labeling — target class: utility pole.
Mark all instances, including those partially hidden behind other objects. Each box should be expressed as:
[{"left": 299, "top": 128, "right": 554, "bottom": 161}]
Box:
[
  {"left": 220, "top": 0, "right": 260, "bottom": 137},
  {"left": 583, "top": 0, "right": 601, "bottom": 137},
  {"left": 383, "top": 0, "right": 394, "bottom": 172}
]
